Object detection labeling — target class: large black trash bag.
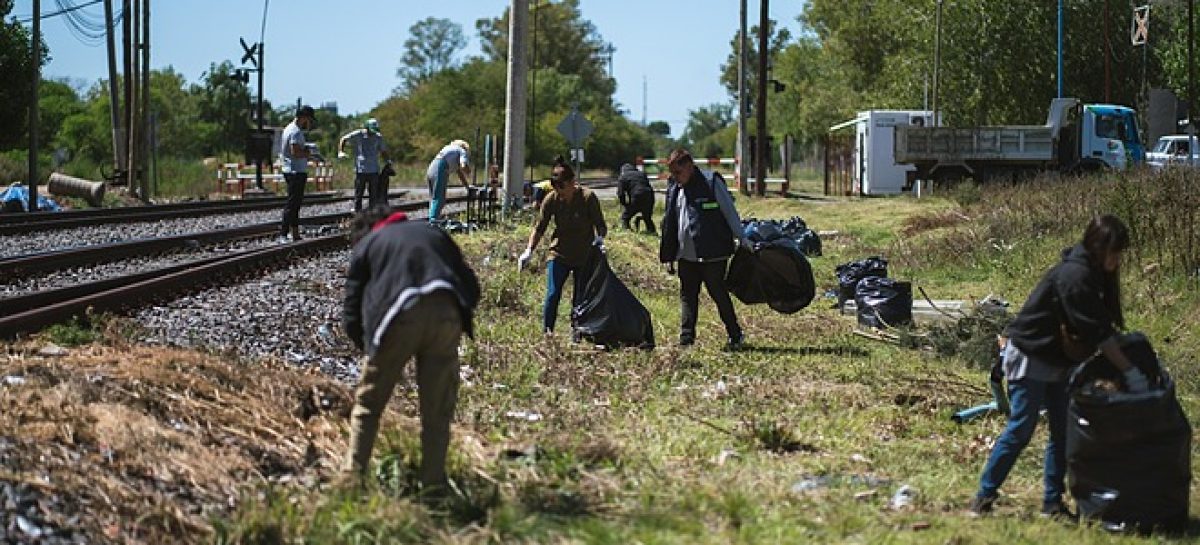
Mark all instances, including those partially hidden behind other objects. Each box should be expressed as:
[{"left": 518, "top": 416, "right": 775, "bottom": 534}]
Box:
[
  {"left": 726, "top": 240, "right": 815, "bottom": 314},
  {"left": 1067, "top": 333, "right": 1191, "bottom": 534},
  {"left": 836, "top": 256, "right": 888, "bottom": 308},
  {"left": 744, "top": 220, "right": 785, "bottom": 243},
  {"left": 793, "top": 229, "right": 822, "bottom": 257},
  {"left": 570, "top": 247, "right": 655, "bottom": 349},
  {"left": 854, "top": 276, "right": 912, "bottom": 328}
]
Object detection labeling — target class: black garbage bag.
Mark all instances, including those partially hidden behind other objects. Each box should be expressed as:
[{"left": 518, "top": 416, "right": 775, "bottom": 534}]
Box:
[
  {"left": 726, "top": 240, "right": 815, "bottom": 314},
  {"left": 744, "top": 220, "right": 785, "bottom": 243},
  {"left": 793, "top": 229, "right": 822, "bottom": 257},
  {"left": 836, "top": 256, "right": 888, "bottom": 308},
  {"left": 571, "top": 247, "right": 655, "bottom": 349},
  {"left": 854, "top": 276, "right": 912, "bottom": 328},
  {"left": 1067, "top": 333, "right": 1191, "bottom": 534}
]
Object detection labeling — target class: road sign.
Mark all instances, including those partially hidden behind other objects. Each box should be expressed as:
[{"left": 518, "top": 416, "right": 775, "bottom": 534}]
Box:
[
  {"left": 556, "top": 108, "right": 594, "bottom": 146},
  {"left": 1132, "top": 5, "right": 1150, "bottom": 46}
]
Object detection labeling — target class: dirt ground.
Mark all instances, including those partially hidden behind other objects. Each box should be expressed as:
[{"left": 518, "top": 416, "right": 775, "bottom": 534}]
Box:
[{"left": 0, "top": 340, "right": 358, "bottom": 543}]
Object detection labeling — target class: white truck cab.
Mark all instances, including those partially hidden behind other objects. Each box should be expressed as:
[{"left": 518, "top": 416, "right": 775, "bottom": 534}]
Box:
[{"left": 1147, "top": 135, "right": 1200, "bottom": 169}]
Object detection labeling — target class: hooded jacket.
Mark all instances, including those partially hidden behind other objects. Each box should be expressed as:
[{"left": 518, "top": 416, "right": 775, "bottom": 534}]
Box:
[
  {"left": 617, "top": 164, "right": 655, "bottom": 206},
  {"left": 343, "top": 220, "right": 480, "bottom": 353},
  {"left": 1005, "top": 244, "right": 1122, "bottom": 364}
]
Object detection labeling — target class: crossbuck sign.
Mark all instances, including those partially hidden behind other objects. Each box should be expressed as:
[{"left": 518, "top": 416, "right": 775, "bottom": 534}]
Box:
[{"left": 1132, "top": 5, "right": 1150, "bottom": 46}]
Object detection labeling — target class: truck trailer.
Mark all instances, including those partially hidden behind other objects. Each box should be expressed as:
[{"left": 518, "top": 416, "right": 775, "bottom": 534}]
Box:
[{"left": 894, "top": 98, "right": 1145, "bottom": 185}]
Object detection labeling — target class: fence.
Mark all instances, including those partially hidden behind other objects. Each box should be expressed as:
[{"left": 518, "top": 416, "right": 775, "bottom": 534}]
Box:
[
  {"left": 216, "top": 161, "right": 335, "bottom": 196},
  {"left": 634, "top": 157, "right": 790, "bottom": 195}
]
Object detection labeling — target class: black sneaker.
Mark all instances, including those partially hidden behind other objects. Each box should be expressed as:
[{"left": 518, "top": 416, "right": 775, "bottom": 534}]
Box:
[
  {"left": 968, "top": 494, "right": 997, "bottom": 517},
  {"left": 1040, "top": 502, "right": 1077, "bottom": 521},
  {"left": 724, "top": 333, "right": 746, "bottom": 351},
  {"left": 678, "top": 337, "right": 695, "bottom": 347}
]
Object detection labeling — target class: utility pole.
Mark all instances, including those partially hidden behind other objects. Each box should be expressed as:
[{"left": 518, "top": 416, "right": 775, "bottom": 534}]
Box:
[
  {"left": 1057, "top": 0, "right": 1064, "bottom": 98},
  {"left": 140, "top": 0, "right": 150, "bottom": 200},
  {"left": 933, "top": 0, "right": 943, "bottom": 127},
  {"left": 28, "top": 0, "right": 41, "bottom": 212},
  {"left": 642, "top": 75, "right": 647, "bottom": 127},
  {"left": 254, "top": 0, "right": 269, "bottom": 190},
  {"left": 737, "top": 0, "right": 749, "bottom": 196},
  {"left": 503, "top": 0, "right": 528, "bottom": 212},
  {"left": 125, "top": 0, "right": 139, "bottom": 196},
  {"left": 1189, "top": 0, "right": 1195, "bottom": 166},
  {"left": 754, "top": 0, "right": 768, "bottom": 197},
  {"left": 103, "top": 0, "right": 124, "bottom": 183},
  {"left": 529, "top": 0, "right": 538, "bottom": 185},
  {"left": 121, "top": 0, "right": 132, "bottom": 187},
  {"left": 1104, "top": 0, "right": 1111, "bottom": 102}
]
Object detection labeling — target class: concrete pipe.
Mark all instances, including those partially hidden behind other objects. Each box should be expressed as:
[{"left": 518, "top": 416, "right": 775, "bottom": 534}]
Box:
[{"left": 48, "top": 172, "right": 106, "bottom": 207}]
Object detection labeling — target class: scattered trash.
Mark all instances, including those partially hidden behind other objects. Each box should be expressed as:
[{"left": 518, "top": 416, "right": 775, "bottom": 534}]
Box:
[
  {"left": 952, "top": 401, "right": 1001, "bottom": 424},
  {"left": 505, "top": 410, "right": 543, "bottom": 422},
  {"left": 15, "top": 515, "right": 45, "bottom": 539},
  {"left": 791, "top": 476, "right": 832, "bottom": 495},
  {"left": 3, "top": 375, "right": 26, "bottom": 386},
  {"left": 714, "top": 448, "right": 740, "bottom": 466},
  {"left": 890, "top": 484, "right": 916, "bottom": 510},
  {"left": 850, "top": 453, "right": 873, "bottom": 465},
  {"left": 910, "top": 521, "right": 931, "bottom": 531},
  {"left": 37, "top": 343, "right": 68, "bottom": 357},
  {"left": 853, "top": 490, "right": 878, "bottom": 501}
]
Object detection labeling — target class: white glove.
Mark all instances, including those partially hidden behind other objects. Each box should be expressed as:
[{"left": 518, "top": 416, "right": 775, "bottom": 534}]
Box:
[
  {"left": 518, "top": 247, "right": 533, "bottom": 271},
  {"left": 593, "top": 235, "right": 606, "bottom": 253},
  {"left": 337, "top": 151, "right": 348, "bottom": 159},
  {"left": 1123, "top": 367, "right": 1150, "bottom": 393}
]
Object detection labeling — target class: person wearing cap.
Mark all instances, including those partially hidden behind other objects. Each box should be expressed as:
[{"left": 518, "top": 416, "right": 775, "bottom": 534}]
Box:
[
  {"left": 341, "top": 205, "right": 480, "bottom": 498},
  {"left": 425, "top": 139, "right": 472, "bottom": 221},
  {"left": 339, "top": 118, "right": 390, "bottom": 212},
  {"left": 279, "top": 105, "right": 317, "bottom": 241}
]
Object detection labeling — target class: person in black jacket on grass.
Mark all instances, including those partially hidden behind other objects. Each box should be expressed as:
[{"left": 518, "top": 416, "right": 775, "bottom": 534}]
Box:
[
  {"left": 969, "top": 214, "right": 1148, "bottom": 518},
  {"left": 659, "top": 148, "right": 751, "bottom": 349},
  {"left": 617, "top": 163, "right": 656, "bottom": 233},
  {"left": 341, "top": 206, "right": 480, "bottom": 497}
]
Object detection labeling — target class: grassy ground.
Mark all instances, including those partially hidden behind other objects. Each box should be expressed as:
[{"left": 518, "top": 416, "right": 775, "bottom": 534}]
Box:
[{"left": 209, "top": 174, "right": 1200, "bottom": 543}]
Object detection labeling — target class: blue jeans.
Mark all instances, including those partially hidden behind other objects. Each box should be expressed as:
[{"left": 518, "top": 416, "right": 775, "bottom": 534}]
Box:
[
  {"left": 426, "top": 159, "right": 448, "bottom": 221},
  {"left": 542, "top": 259, "right": 581, "bottom": 332},
  {"left": 976, "top": 377, "right": 1070, "bottom": 506}
]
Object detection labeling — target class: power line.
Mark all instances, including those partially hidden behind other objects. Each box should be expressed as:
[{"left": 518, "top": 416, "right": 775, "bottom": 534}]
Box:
[{"left": 16, "top": 0, "right": 104, "bottom": 23}]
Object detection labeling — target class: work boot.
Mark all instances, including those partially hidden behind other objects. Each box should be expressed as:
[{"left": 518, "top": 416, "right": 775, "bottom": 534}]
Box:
[
  {"left": 1039, "top": 501, "right": 1078, "bottom": 522},
  {"left": 967, "top": 494, "right": 997, "bottom": 517},
  {"left": 290, "top": 225, "right": 302, "bottom": 241}
]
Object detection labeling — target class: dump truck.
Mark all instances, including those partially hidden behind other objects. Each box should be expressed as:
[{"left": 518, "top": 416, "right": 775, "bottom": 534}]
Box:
[{"left": 894, "top": 98, "right": 1145, "bottom": 184}]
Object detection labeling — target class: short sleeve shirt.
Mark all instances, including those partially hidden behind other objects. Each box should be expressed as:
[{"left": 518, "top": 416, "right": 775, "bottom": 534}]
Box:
[
  {"left": 280, "top": 120, "right": 307, "bottom": 174},
  {"left": 435, "top": 144, "right": 470, "bottom": 174},
  {"left": 346, "top": 129, "right": 386, "bottom": 173}
]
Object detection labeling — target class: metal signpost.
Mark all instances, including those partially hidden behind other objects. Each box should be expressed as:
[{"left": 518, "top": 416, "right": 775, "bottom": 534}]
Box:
[{"left": 556, "top": 105, "right": 594, "bottom": 175}]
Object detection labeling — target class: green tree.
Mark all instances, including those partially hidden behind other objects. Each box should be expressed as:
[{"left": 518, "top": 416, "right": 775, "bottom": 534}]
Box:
[
  {"left": 38, "top": 79, "right": 84, "bottom": 151},
  {"left": 0, "top": 0, "right": 49, "bottom": 150},
  {"left": 192, "top": 61, "right": 251, "bottom": 156},
  {"left": 646, "top": 121, "right": 671, "bottom": 137},
  {"left": 681, "top": 103, "right": 734, "bottom": 156},
  {"left": 476, "top": 0, "right": 616, "bottom": 99},
  {"left": 397, "top": 17, "right": 467, "bottom": 93},
  {"left": 719, "top": 19, "right": 792, "bottom": 106}
]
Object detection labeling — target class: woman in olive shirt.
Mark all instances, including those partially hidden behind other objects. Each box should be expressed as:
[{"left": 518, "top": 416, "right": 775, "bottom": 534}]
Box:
[{"left": 518, "top": 156, "right": 608, "bottom": 333}]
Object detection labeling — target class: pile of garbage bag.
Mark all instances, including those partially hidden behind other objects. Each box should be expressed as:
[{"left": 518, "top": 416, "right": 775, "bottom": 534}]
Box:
[
  {"left": 835, "top": 256, "right": 888, "bottom": 308},
  {"left": 727, "top": 222, "right": 816, "bottom": 314},
  {"left": 0, "top": 182, "right": 62, "bottom": 213},
  {"left": 742, "top": 216, "right": 822, "bottom": 256},
  {"left": 571, "top": 246, "right": 655, "bottom": 349},
  {"left": 1067, "top": 332, "right": 1191, "bottom": 533}
]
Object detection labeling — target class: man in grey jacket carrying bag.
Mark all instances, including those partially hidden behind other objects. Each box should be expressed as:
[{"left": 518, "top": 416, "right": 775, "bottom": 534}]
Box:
[{"left": 341, "top": 206, "right": 480, "bottom": 496}]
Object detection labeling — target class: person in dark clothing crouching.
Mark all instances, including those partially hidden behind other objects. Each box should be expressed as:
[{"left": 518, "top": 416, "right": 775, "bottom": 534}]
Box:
[
  {"left": 659, "top": 148, "right": 751, "bottom": 349},
  {"left": 617, "top": 163, "right": 656, "bottom": 233},
  {"left": 969, "top": 214, "right": 1148, "bottom": 518},
  {"left": 341, "top": 205, "right": 480, "bottom": 497}
]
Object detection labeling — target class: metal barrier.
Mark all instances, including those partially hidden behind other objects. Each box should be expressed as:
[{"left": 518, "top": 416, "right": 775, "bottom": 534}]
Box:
[
  {"left": 634, "top": 156, "right": 789, "bottom": 195},
  {"left": 216, "top": 161, "right": 334, "bottom": 196}
]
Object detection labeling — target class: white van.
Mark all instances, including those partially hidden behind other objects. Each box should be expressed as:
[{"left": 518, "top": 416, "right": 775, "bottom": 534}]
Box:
[{"left": 1147, "top": 135, "right": 1200, "bottom": 169}]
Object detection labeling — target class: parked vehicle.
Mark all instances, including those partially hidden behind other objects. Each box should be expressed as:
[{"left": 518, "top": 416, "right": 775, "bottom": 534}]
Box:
[
  {"left": 894, "top": 98, "right": 1145, "bottom": 184},
  {"left": 1146, "top": 134, "right": 1200, "bottom": 169},
  {"left": 828, "top": 110, "right": 936, "bottom": 195}
]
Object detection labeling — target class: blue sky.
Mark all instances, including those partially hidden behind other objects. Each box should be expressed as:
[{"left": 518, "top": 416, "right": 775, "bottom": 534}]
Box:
[{"left": 13, "top": 1, "right": 805, "bottom": 136}]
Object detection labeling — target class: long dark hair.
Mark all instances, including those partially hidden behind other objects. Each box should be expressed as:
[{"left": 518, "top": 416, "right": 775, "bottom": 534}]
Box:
[{"left": 1081, "top": 214, "right": 1130, "bottom": 329}]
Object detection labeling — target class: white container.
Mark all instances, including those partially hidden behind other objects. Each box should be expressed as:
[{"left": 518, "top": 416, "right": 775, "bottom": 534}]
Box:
[{"left": 831, "top": 110, "right": 934, "bottom": 195}]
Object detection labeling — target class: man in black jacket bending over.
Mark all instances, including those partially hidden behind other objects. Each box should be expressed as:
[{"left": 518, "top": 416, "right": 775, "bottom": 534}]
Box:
[
  {"left": 659, "top": 148, "right": 751, "bottom": 349},
  {"left": 342, "top": 206, "right": 480, "bottom": 496},
  {"left": 617, "top": 163, "right": 656, "bottom": 233}
]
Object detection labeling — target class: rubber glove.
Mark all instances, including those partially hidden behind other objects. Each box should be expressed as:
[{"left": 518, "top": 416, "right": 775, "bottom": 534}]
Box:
[
  {"left": 518, "top": 247, "right": 533, "bottom": 271},
  {"left": 1123, "top": 367, "right": 1150, "bottom": 393},
  {"left": 593, "top": 235, "right": 606, "bottom": 253}
]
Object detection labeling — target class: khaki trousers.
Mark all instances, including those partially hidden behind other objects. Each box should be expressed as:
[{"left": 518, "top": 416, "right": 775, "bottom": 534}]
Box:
[{"left": 343, "top": 291, "right": 462, "bottom": 490}]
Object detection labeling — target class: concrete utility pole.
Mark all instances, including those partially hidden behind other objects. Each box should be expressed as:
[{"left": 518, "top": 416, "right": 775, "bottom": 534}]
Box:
[
  {"left": 754, "top": 0, "right": 768, "bottom": 197},
  {"left": 28, "top": 0, "right": 41, "bottom": 212},
  {"left": 933, "top": 0, "right": 943, "bottom": 127},
  {"left": 737, "top": 0, "right": 750, "bottom": 196},
  {"left": 126, "top": 0, "right": 139, "bottom": 196},
  {"left": 503, "top": 0, "right": 528, "bottom": 212},
  {"left": 103, "top": 0, "right": 124, "bottom": 183},
  {"left": 1057, "top": 0, "right": 1064, "bottom": 98}
]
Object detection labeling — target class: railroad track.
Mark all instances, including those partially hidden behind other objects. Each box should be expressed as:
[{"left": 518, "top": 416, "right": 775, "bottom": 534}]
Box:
[
  {"left": 0, "top": 195, "right": 476, "bottom": 339},
  {"left": 0, "top": 190, "right": 418, "bottom": 236}
]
